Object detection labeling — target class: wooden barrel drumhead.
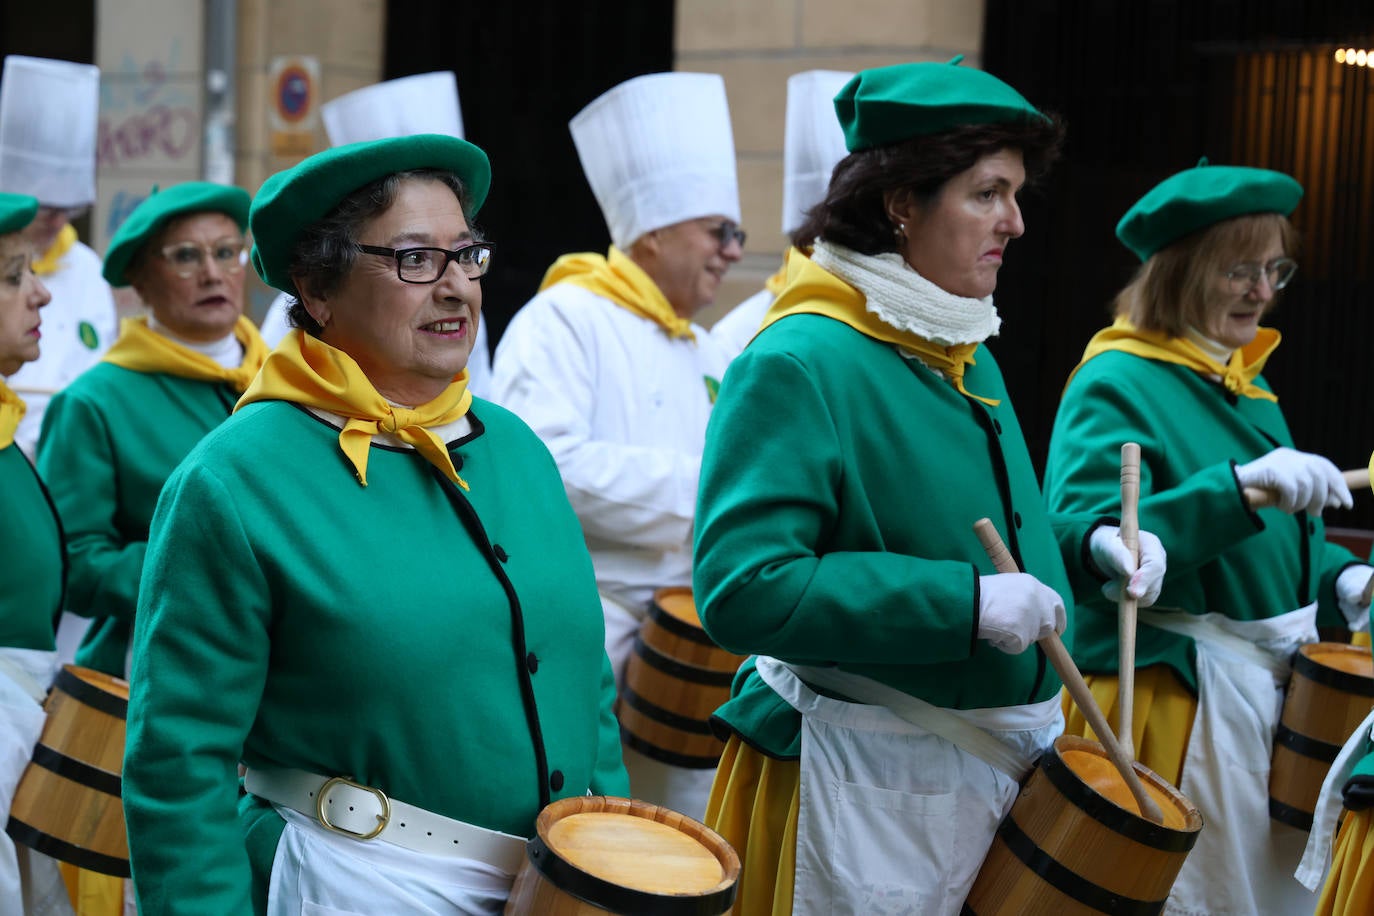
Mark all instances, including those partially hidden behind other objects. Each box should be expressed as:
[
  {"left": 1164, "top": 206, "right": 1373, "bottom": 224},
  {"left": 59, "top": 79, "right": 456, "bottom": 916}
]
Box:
[
  {"left": 1271, "top": 642, "right": 1374, "bottom": 830},
  {"left": 6, "top": 664, "right": 131, "bottom": 877},
  {"left": 964, "top": 735, "right": 1202, "bottom": 915},
  {"left": 504, "top": 796, "right": 739, "bottom": 915},
  {"left": 641, "top": 588, "right": 746, "bottom": 673}
]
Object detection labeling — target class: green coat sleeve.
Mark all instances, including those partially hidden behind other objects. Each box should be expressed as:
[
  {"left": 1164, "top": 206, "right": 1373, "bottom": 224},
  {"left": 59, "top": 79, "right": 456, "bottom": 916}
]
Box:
[
  {"left": 590, "top": 653, "right": 630, "bottom": 797},
  {"left": 124, "top": 464, "right": 271, "bottom": 916},
  {"left": 37, "top": 388, "right": 146, "bottom": 622},
  {"left": 695, "top": 348, "right": 980, "bottom": 666},
  {"left": 1045, "top": 366, "right": 1264, "bottom": 582}
]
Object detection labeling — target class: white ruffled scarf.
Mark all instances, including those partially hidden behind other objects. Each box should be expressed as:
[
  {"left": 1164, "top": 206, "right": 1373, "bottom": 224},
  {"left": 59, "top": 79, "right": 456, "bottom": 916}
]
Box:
[{"left": 810, "top": 239, "right": 1001, "bottom": 346}]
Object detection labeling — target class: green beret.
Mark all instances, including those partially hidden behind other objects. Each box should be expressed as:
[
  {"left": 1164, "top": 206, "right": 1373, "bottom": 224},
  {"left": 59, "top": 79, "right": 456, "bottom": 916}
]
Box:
[
  {"left": 0, "top": 193, "right": 38, "bottom": 235},
  {"left": 102, "top": 182, "right": 252, "bottom": 287},
  {"left": 249, "top": 134, "right": 491, "bottom": 296},
  {"left": 835, "top": 56, "right": 1048, "bottom": 152},
  {"left": 1116, "top": 159, "right": 1304, "bottom": 261}
]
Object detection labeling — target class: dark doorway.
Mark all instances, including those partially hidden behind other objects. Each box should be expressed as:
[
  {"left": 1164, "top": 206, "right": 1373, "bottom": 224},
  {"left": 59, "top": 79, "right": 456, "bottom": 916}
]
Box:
[
  {"left": 383, "top": 0, "right": 675, "bottom": 348},
  {"left": 984, "top": 0, "right": 1374, "bottom": 528}
]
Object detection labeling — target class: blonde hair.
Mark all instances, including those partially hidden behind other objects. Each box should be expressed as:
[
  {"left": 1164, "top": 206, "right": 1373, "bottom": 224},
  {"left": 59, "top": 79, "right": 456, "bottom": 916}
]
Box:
[{"left": 1112, "top": 213, "right": 1299, "bottom": 337}]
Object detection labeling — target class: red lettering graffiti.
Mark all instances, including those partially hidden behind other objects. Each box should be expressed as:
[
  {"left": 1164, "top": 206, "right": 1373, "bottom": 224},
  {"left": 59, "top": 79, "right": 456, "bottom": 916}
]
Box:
[{"left": 97, "top": 106, "right": 199, "bottom": 168}]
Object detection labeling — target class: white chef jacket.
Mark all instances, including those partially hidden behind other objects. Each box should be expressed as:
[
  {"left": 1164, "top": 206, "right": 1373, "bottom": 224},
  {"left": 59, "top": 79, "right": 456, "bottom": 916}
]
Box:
[{"left": 491, "top": 282, "right": 728, "bottom": 610}]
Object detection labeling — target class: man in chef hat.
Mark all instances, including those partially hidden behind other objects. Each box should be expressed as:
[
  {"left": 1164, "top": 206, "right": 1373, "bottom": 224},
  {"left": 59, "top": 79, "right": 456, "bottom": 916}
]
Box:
[
  {"left": 258, "top": 70, "right": 493, "bottom": 397},
  {"left": 712, "top": 69, "right": 853, "bottom": 359},
  {"left": 0, "top": 55, "right": 117, "bottom": 458},
  {"left": 491, "top": 71, "right": 742, "bottom": 820}
]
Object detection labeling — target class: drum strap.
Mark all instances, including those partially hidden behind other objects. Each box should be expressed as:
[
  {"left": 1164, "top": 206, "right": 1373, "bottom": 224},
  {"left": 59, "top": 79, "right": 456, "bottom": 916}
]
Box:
[
  {"left": 1137, "top": 607, "right": 1296, "bottom": 680},
  {"left": 756, "top": 658, "right": 1042, "bottom": 781},
  {"left": 243, "top": 767, "right": 528, "bottom": 873}
]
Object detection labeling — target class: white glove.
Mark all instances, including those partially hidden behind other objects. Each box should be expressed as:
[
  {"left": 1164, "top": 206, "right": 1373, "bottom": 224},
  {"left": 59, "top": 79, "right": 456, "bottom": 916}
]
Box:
[
  {"left": 1235, "top": 447, "right": 1353, "bottom": 515},
  {"left": 1089, "top": 525, "right": 1167, "bottom": 606},
  {"left": 977, "top": 573, "right": 1066, "bottom": 655},
  {"left": 1336, "top": 565, "right": 1374, "bottom": 632}
]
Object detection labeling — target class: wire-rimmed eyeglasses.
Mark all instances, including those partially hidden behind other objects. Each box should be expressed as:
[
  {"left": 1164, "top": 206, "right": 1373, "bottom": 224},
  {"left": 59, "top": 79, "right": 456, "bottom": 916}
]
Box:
[
  {"left": 158, "top": 238, "right": 248, "bottom": 279},
  {"left": 356, "top": 243, "right": 495, "bottom": 283},
  {"left": 1224, "top": 257, "right": 1298, "bottom": 296}
]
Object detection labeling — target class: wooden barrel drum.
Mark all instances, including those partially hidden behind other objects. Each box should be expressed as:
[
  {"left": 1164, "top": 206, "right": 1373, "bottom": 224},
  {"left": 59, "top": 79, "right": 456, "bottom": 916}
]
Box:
[
  {"left": 617, "top": 588, "right": 746, "bottom": 769},
  {"left": 503, "top": 795, "right": 739, "bottom": 915},
  {"left": 6, "top": 664, "right": 130, "bottom": 877},
  {"left": 963, "top": 735, "right": 1202, "bottom": 915},
  {"left": 1270, "top": 642, "right": 1374, "bottom": 830}
]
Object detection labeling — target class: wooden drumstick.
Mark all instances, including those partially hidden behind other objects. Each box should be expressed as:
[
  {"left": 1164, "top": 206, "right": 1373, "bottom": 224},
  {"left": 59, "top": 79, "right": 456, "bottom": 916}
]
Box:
[
  {"left": 1118, "top": 443, "right": 1141, "bottom": 762},
  {"left": 973, "top": 517, "right": 1165, "bottom": 824},
  {"left": 1244, "top": 468, "right": 1370, "bottom": 510}
]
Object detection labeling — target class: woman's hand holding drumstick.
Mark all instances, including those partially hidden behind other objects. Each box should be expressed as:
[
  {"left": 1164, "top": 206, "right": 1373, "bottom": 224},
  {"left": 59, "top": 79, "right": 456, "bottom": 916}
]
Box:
[
  {"left": 1237, "top": 449, "right": 1363, "bottom": 513},
  {"left": 973, "top": 517, "right": 1166, "bottom": 825}
]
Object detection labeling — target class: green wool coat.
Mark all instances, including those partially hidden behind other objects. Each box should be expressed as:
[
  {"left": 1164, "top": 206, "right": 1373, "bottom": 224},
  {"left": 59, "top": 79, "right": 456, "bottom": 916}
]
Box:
[
  {"left": 36, "top": 364, "right": 238, "bottom": 675},
  {"left": 0, "top": 443, "right": 63, "bottom": 651},
  {"left": 694, "top": 313, "right": 1108, "bottom": 759},
  {"left": 123, "top": 399, "right": 628, "bottom": 916},
  {"left": 1044, "top": 349, "right": 1358, "bottom": 690}
]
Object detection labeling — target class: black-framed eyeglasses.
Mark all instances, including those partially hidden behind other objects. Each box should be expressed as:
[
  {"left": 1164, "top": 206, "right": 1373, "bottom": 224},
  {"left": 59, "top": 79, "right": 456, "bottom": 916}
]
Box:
[
  {"left": 704, "top": 220, "right": 747, "bottom": 250},
  {"left": 1224, "top": 257, "right": 1298, "bottom": 295},
  {"left": 158, "top": 238, "right": 248, "bottom": 279},
  {"left": 357, "top": 243, "right": 494, "bottom": 283}
]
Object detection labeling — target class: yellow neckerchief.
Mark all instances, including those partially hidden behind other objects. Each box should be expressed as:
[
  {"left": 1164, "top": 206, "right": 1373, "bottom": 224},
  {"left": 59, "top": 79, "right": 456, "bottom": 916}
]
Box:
[
  {"left": 539, "top": 246, "right": 695, "bottom": 341},
  {"left": 758, "top": 247, "right": 1000, "bottom": 406},
  {"left": 102, "top": 315, "right": 269, "bottom": 394},
  {"left": 764, "top": 260, "right": 788, "bottom": 297},
  {"left": 236, "top": 329, "right": 472, "bottom": 489},
  {"left": 31, "top": 224, "right": 77, "bottom": 277},
  {"left": 0, "top": 379, "right": 26, "bottom": 450},
  {"left": 1067, "top": 316, "right": 1280, "bottom": 402}
]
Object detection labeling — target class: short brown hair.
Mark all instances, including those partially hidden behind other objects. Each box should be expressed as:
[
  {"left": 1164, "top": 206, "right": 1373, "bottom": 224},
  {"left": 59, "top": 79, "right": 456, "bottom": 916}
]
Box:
[{"left": 1112, "top": 212, "right": 1299, "bottom": 337}]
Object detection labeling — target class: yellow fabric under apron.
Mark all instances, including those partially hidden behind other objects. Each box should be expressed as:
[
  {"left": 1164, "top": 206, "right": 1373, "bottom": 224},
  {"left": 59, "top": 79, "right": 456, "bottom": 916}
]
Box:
[
  {"left": 1060, "top": 664, "right": 1197, "bottom": 786},
  {"left": 60, "top": 863, "right": 123, "bottom": 915},
  {"left": 704, "top": 734, "right": 800, "bottom": 916},
  {"left": 1317, "top": 809, "right": 1374, "bottom": 915}
]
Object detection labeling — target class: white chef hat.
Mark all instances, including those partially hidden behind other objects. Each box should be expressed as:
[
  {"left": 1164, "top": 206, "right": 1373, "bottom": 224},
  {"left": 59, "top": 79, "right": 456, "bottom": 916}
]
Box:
[
  {"left": 0, "top": 55, "right": 100, "bottom": 207},
  {"left": 570, "top": 72, "right": 740, "bottom": 250},
  {"left": 322, "top": 71, "right": 464, "bottom": 147},
  {"left": 781, "top": 70, "right": 853, "bottom": 235}
]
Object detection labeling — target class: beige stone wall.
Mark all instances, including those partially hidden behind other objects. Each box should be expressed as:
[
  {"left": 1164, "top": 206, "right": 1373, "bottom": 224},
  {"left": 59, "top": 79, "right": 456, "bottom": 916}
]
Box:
[
  {"left": 674, "top": 0, "right": 986, "bottom": 327},
  {"left": 235, "top": 0, "right": 385, "bottom": 316}
]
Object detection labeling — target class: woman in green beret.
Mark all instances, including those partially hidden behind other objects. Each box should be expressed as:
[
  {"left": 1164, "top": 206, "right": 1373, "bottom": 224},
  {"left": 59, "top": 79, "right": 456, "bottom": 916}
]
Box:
[
  {"left": 1045, "top": 160, "right": 1371, "bottom": 915},
  {"left": 692, "top": 59, "right": 1168, "bottom": 915},
  {"left": 121, "top": 134, "right": 628, "bottom": 915},
  {"left": 0, "top": 191, "right": 75, "bottom": 910},
  {"left": 36, "top": 181, "right": 266, "bottom": 681}
]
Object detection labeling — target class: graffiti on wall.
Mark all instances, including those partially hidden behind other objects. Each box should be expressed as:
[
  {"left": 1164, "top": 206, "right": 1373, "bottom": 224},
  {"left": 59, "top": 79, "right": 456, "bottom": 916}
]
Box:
[{"left": 97, "top": 41, "right": 200, "bottom": 170}]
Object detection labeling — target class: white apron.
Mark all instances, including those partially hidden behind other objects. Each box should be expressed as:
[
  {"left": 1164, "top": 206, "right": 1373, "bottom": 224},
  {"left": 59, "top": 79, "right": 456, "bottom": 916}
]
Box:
[
  {"left": 0, "top": 648, "right": 73, "bottom": 916},
  {"left": 1295, "top": 707, "right": 1374, "bottom": 890},
  {"left": 1139, "top": 604, "right": 1318, "bottom": 916},
  {"left": 754, "top": 657, "right": 1062, "bottom": 916},
  {"left": 266, "top": 808, "right": 514, "bottom": 916}
]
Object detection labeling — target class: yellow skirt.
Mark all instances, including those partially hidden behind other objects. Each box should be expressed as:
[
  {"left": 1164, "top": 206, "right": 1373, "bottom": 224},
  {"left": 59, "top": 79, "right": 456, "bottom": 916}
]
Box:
[
  {"left": 60, "top": 864, "right": 124, "bottom": 916},
  {"left": 1061, "top": 664, "right": 1196, "bottom": 786},
  {"left": 1317, "top": 809, "right": 1374, "bottom": 915},
  {"left": 704, "top": 734, "right": 799, "bottom": 916}
]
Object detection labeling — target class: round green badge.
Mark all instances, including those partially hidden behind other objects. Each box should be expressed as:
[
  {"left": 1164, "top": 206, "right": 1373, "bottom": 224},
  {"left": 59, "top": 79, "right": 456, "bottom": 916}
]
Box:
[{"left": 79, "top": 321, "right": 99, "bottom": 350}]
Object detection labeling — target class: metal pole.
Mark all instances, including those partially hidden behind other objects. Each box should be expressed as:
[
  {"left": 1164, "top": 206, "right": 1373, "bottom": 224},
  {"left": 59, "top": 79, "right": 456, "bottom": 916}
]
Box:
[{"left": 202, "top": 0, "right": 237, "bottom": 184}]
